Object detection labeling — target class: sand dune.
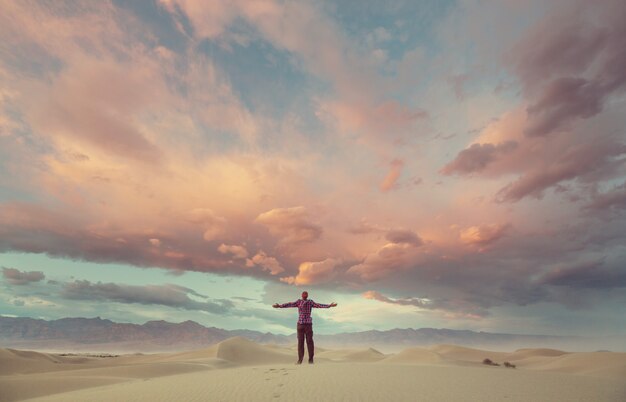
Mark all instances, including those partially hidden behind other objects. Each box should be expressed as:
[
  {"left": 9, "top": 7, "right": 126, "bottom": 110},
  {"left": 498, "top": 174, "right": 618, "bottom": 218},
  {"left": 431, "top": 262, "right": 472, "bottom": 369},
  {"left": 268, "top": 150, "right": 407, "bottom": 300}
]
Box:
[
  {"left": 521, "top": 351, "right": 626, "bottom": 379},
  {"left": 316, "top": 347, "right": 386, "bottom": 362},
  {"left": 506, "top": 348, "right": 569, "bottom": 359},
  {"left": 382, "top": 347, "right": 443, "bottom": 364},
  {"left": 0, "top": 348, "right": 111, "bottom": 375},
  {"left": 429, "top": 344, "right": 510, "bottom": 363},
  {"left": 0, "top": 339, "right": 624, "bottom": 402},
  {"left": 214, "top": 336, "right": 294, "bottom": 365}
]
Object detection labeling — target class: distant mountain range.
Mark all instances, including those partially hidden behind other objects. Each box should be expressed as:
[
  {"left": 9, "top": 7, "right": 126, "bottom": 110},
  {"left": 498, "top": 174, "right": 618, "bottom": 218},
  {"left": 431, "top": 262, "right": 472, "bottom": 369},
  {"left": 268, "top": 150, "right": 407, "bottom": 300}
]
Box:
[{"left": 0, "top": 316, "right": 620, "bottom": 353}]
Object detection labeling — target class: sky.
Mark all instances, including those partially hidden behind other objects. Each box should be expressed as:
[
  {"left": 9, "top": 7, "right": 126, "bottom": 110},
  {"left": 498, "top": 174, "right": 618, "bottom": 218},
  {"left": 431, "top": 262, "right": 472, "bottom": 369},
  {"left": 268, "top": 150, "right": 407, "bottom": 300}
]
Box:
[{"left": 0, "top": 0, "right": 625, "bottom": 337}]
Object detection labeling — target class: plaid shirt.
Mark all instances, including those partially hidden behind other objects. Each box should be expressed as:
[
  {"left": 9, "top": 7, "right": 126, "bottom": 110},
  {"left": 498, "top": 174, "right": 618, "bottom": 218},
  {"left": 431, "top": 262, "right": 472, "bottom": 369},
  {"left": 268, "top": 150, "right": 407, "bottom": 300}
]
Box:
[{"left": 278, "top": 299, "right": 331, "bottom": 324}]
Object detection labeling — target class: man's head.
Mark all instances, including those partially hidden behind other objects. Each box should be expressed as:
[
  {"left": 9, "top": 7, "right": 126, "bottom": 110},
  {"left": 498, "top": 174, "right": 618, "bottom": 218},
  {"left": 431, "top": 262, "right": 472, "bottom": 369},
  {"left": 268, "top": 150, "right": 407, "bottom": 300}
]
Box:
[{"left": 301, "top": 291, "right": 308, "bottom": 300}]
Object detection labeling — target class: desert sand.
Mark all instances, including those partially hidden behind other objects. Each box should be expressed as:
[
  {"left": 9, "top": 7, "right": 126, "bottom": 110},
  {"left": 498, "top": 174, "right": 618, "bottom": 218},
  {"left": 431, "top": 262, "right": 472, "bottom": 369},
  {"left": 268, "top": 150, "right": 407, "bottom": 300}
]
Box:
[{"left": 1, "top": 337, "right": 624, "bottom": 402}]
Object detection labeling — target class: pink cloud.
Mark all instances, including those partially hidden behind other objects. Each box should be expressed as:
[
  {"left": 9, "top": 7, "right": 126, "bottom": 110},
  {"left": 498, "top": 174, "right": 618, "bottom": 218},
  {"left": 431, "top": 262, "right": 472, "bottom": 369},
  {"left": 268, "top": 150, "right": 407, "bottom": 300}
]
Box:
[
  {"left": 441, "top": 141, "right": 518, "bottom": 176},
  {"left": 496, "top": 139, "right": 626, "bottom": 202},
  {"left": 159, "top": 0, "right": 238, "bottom": 39},
  {"left": 280, "top": 258, "right": 340, "bottom": 285},
  {"left": 348, "top": 219, "right": 388, "bottom": 235},
  {"left": 0, "top": 202, "right": 255, "bottom": 277},
  {"left": 318, "top": 100, "right": 428, "bottom": 145},
  {"left": 246, "top": 251, "right": 285, "bottom": 275},
  {"left": 255, "top": 206, "right": 322, "bottom": 245},
  {"left": 380, "top": 159, "right": 404, "bottom": 192},
  {"left": 459, "top": 223, "right": 510, "bottom": 247},
  {"left": 510, "top": 0, "right": 626, "bottom": 138},
  {"left": 347, "top": 238, "right": 423, "bottom": 282},
  {"left": 218, "top": 243, "right": 248, "bottom": 259},
  {"left": 524, "top": 77, "right": 604, "bottom": 137}
]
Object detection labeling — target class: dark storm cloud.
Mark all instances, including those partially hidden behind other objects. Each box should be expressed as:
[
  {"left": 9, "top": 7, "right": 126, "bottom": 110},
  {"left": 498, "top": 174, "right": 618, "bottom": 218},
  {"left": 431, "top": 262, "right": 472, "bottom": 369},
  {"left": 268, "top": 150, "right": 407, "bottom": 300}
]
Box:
[
  {"left": 0, "top": 202, "right": 277, "bottom": 279},
  {"left": 60, "top": 280, "right": 234, "bottom": 313},
  {"left": 2, "top": 267, "right": 45, "bottom": 285},
  {"left": 538, "top": 259, "right": 626, "bottom": 289},
  {"left": 496, "top": 139, "right": 626, "bottom": 202},
  {"left": 585, "top": 181, "right": 626, "bottom": 211},
  {"left": 512, "top": 0, "right": 626, "bottom": 138}
]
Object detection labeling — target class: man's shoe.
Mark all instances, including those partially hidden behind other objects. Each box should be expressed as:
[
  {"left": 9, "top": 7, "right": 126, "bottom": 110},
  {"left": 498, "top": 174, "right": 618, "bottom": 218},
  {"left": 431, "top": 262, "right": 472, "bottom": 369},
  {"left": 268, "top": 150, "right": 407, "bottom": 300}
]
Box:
[
  {"left": 295, "top": 360, "right": 302, "bottom": 365},
  {"left": 308, "top": 359, "right": 314, "bottom": 364}
]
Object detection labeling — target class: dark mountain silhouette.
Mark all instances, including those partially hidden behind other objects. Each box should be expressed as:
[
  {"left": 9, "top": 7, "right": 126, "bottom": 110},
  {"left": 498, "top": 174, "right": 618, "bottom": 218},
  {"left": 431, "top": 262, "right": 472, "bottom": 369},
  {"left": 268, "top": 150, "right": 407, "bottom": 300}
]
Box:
[{"left": 0, "top": 316, "right": 606, "bottom": 352}]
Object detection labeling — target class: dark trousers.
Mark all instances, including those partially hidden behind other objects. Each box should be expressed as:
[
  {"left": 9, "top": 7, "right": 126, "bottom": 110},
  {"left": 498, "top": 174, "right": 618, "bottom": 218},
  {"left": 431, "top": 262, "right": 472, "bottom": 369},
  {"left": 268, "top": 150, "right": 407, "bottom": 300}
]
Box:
[{"left": 297, "top": 323, "right": 314, "bottom": 362}]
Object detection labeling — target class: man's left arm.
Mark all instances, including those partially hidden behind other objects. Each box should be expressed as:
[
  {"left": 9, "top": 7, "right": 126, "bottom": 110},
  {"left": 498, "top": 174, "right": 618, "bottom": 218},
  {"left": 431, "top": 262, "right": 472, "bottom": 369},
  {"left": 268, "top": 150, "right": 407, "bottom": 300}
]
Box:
[{"left": 312, "top": 301, "right": 337, "bottom": 308}]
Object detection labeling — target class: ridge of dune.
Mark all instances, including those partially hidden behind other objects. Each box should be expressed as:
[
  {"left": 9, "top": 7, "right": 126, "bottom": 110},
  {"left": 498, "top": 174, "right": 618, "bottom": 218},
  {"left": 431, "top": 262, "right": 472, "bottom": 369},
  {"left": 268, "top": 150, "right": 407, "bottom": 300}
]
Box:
[
  {"left": 382, "top": 347, "right": 444, "bottom": 364},
  {"left": 146, "top": 344, "right": 219, "bottom": 363},
  {"left": 0, "top": 348, "right": 107, "bottom": 375},
  {"left": 428, "top": 344, "right": 508, "bottom": 363},
  {"left": 317, "top": 347, "right": 386, "bottom": 362},
  {"left": 507, "top": 348, "right": 568, "bottom": 360},
  {"left": 524, "top": 351, "right": 626, "bottom": 379},
  {"left": 214, "top": 336, "right": 294, "bottom": 365}
]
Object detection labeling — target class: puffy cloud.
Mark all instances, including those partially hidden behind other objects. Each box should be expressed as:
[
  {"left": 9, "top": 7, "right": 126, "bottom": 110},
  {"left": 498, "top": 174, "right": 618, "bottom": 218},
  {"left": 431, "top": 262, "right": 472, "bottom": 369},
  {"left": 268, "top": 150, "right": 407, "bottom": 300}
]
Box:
[
  {"left": 385, "top": 229, "right": 422, "bottom": 246},
  {"left": 60, "top": 280, "right": 233, "bottom": 313},
  {"left": 218, "top": 243, "right": 248, "bottom": 259},
  {"left": 246, "top": 251, "right": 285, "bottom": 275},
  {"left": 347, "top": 239, "right": 423, "bottom": 282},
  {"left": 280, "top": 258, "right": 340, "bottom": 285},
  {"left": 459, "top": 223, "right": 510, "bottom": 247},
  {"left": 255, "top": 206, "right": 322, "bottom": 244},
  {"left": 2, "top": 267, "right": 45, "bottom": 285},
  {"left": 380, "top": 159, "right": 404, "bottom": 192},
  {"left": 441, "top": 141, "right": 518, "bottom": 176}
]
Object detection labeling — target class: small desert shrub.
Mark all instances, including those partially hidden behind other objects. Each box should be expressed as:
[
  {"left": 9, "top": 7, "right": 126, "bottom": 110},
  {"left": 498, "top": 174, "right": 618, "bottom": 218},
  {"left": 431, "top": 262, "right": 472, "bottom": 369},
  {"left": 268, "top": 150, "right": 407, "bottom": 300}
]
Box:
[
  {"left": 482, "top": 358, "right": 499, "bottom": 366},
  {"left": 503, "top": 361, "right": 516, "bottom": 368}
]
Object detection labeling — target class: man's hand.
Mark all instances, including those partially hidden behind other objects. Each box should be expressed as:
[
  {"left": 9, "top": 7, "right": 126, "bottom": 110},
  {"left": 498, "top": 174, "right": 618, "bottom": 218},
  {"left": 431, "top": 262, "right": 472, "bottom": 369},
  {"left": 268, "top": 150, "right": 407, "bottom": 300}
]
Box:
[
  {"left": 329, "top": 302, "right": 337, "bottom": 307},
  {"left": 272, "top": 303, "right": 280, "bottom": 308}
]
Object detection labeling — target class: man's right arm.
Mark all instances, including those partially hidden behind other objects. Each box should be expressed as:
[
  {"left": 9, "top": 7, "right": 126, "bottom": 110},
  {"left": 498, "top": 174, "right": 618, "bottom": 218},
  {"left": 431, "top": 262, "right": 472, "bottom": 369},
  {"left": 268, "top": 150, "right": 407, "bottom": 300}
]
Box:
[{"left": 274, "top": 300, "right": 299, "bottom": 308}]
